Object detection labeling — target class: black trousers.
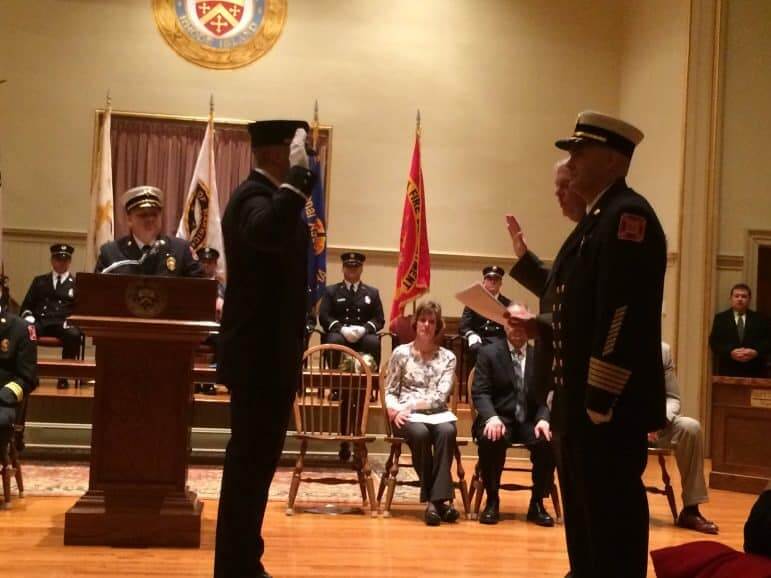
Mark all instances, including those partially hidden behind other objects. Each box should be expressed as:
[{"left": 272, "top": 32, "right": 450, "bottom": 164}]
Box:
[
  {"left": 323, "top": 331, "right": 380, "bottom": 363},
  {"left": 214, "top": 380, "right": 295, "bottom": 578},
  {"left": 553, "top": 426, "right": 649, "bottom": 578},
  {"left": 394, "top": 421, "right": 456, "bottom": 503},
  {"left": 38, "top": 323, "right": 81, "bottom": 359},
  {"left": 476, "top": 419, "right": 555, "bottom": 500}
]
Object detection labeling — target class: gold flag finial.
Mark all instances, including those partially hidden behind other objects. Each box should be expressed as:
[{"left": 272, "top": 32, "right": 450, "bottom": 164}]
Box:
[
  {"left": 106, "top": 89, "right": 111, "bottom": 109},
  {"left": 209, "top": 93, "right": 215, "bottom": 119},
  {"left": 416, "top": 109, "right": 421, "bottom": 136},
  {"left": 311, "top": 99, "right": 320, "bottom": 149}
]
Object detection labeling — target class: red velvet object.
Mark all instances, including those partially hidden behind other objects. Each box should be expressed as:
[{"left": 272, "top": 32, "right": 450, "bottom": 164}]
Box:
[{"left": 651, "top": 541, "right": 771, "bottom": 578}]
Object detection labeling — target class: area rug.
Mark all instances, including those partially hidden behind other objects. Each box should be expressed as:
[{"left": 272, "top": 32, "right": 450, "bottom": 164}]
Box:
[{"left": 19, "top": 457, "right": 421, "bottom": 504}]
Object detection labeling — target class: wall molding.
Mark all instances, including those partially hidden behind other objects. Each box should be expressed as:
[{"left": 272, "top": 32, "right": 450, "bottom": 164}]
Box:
[
  {"left": 5, "top": 227, "right": 87, "bottom": 242},
  {"left": 716, "top": 253, "right": 743, "bottom": 271}
]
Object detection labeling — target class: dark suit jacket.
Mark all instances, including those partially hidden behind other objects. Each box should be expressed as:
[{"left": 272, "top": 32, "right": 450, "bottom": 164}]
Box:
[
  {"left": 217, "top": 167, "right": 314, "bottom": 389},
  {"left": 709, "top": 308, "right": 770, "bottom": 377},
  {"left": 549, "top": 179, "right": 667, "bottom": 435},
  {"left": 95, "top": 235, "right": 202, "bottom": 277},
  {"left": 20, "top": 273, "right": 76, "bottom": 327},
  {"left": 471, "top": 341, "right": 548, "bottom": 439},
  {"left": 318, "top": 281, "right": 385, "bottom": 334}
]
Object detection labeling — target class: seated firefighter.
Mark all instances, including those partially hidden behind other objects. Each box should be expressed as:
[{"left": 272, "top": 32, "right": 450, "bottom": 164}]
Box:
[
  {"left": 95, "top": 185, "right": 202, "bottom": 277},
  {"left": 196, "top": 247, "right": 225, "bottom": 395},
  {"left": 20, "top": 244, "right": 80, "bottom": 389},
  {"left": 471, "top": 303, "right": 555, "bottom": 526},
  {"left": 460, "top": 265, "right": 511, "bottom": 354},
  {"left": 319, "top": 252, "right": 384, "bottom": 365},
  {"left": 0, "top": 310, "right": 38, "bottom": 472}
]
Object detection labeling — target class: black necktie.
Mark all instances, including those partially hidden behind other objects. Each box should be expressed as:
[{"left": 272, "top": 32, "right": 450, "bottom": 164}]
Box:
[
  {"left": 55, "top": 275, "right": 61, "bottom": 290},
  {"left": 737, "top": 315, "right": 745, "bottom": 342},
  {"left": 348, "top": 284, "right": 356, "bottom": 299}
]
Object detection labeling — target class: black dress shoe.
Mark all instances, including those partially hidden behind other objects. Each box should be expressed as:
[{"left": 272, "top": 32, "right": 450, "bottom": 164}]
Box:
[
  {"left": 436, "top": 502, "right": 460, "bottom": 523},
  {"left": 424, "top": 504, "right": 441, "bottom": 526},
  {"left": 338, "top": 442, "right": 351, "bottom": 462},
  {"left": 479, "top": 499, "right": 500, "bottom": 525},
  {"left": 201, "top": 384, "right": 217, "bottom": 395},
  {"left": 57, "top": 378, "right": 69, "bottom": 390},
  {"left": 329, "top": 390, "right": 340, "bottom": 401},
  {"left": 526, "top": 499, "right": 555, "bottom": 527}
]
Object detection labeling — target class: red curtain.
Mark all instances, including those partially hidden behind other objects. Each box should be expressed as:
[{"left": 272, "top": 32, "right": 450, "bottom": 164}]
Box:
[{"left": 109, "top": 115, "right": 253, "bottom": 238}]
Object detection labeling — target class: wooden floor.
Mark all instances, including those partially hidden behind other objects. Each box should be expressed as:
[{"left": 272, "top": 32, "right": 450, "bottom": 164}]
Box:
[{"left": 0, "top": 459, "right": 759, "bottom": 578}]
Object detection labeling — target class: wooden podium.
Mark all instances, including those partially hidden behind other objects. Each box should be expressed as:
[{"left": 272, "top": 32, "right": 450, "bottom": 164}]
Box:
[
  {"left": 63, "top": 273, "right": 218, "bottom": 547},
  {"left": 710, "top": 375, "right": 771, "bottom": 494}
]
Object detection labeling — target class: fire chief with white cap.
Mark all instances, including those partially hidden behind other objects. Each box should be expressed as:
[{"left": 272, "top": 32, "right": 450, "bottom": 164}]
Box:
[{"left": 508, "top": 111, "right": 667, "bottom": 578}]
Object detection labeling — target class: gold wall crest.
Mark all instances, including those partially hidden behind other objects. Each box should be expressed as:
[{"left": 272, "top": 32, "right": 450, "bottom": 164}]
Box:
[{"left": 153, "top": 0, "right": 287, "bottom": 70}]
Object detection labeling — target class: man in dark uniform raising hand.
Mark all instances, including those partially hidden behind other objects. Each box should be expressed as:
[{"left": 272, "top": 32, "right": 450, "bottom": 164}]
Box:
[
  {"left": 214, "top": 120, "right": 315, "bottom": 578},
  {"left": 509, "top": 112, "right": 667, "bottom": 578}
]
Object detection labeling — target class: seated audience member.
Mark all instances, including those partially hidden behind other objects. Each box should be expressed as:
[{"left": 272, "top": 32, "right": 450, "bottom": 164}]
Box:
[
  {"left": 384, "top": 300, "right": 459, "bottom": 526},
  {"left": 650, "top": 342, "right": 718, "bottom": 534},
  {"left": 95, "top": 186, "right": 202, "bottom": 277},
  {"left": 472, "top": 303, "right": 555, "bottom": 526},
  {"left": 709, "top": 283, "right": 770, "bottom": 377},
  {"left": 196, "top": 247, "right": 224, "bottom": 395},
  {"left": 20, "top": 244, "right": 80, "bottom": 389},
  {"left": 0, "top": 309, "right": 37, "bottom": 453},
  {"left": 460, "top": 266, "right": 511, "bottom": 354},
  {"left": 319, "top": 252, "right": 384, "bottom": 364},
  {"left": 745, "top": 480, "right": 771, "bottom": 558}
]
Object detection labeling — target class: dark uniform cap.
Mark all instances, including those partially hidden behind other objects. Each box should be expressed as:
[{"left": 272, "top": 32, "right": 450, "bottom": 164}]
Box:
[
  {"left": 483, "top": 265, "right": 504, "bottom": 279},
  {"left": 555, "top": 111, "right": 644, "bottom": 159},
  {"left": 341, "top": 252, "right": 366, "bottom": 266},
  {"left": 247, "top": 120, "right": 310, "bottom": 148},
  {"left": 50, "top": 244, "right": 75, "bottom": 259},
  {"left": 196, "top": 247, "right": 220, "bottom": 261},
  {"left": 122, "top": 186, "right": 164, "bottom": 213}
]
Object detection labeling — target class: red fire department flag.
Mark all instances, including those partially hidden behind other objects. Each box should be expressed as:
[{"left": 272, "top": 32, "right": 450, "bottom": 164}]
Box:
[{"left": 389, "top": 131, "right": 430, "bottom": 321}]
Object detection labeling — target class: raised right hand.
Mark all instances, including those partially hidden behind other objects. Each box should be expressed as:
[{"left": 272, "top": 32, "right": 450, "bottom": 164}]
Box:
[{"left": 506, "top": 214, "right": 528, "bottom": 258}]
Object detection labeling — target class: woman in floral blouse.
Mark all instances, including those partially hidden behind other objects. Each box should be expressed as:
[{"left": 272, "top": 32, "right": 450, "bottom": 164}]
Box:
[{"left": 385, "top": 300, "right": 459, "bottom": 525}]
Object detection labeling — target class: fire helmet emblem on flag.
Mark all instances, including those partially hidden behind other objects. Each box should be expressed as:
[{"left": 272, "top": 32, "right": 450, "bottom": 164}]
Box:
[{"left": 153, "top": 0, "right": 287, "bottom": 69}]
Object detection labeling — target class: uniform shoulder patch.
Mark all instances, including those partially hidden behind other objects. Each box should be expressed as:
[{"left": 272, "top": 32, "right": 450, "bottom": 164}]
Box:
[
  {"left": 617, "top": 213, "right": 647, "bottom": 242},
  {"left": 27, "top": 324, "right": 37, "bottom": 341}
]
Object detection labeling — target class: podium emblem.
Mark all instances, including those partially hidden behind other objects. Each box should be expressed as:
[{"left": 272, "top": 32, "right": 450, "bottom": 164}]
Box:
[
  {"left": 152, "top": 0, "right": 287, "bottom": 69},
  {"left": 125, "top": 280, "right": 169, "bottom": 318}
]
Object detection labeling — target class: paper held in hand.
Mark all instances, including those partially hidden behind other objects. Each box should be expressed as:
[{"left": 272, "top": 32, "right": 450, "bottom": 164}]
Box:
[
  {"left": 407, "top": 410, "right": 458, "bottom": 424},
  {"left": 455, "top": 282, "right": 536, "bottom": 326}
]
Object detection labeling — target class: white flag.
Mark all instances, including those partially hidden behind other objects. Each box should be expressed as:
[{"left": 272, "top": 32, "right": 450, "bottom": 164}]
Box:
[
  {"left": 86, "top": 106, "right": 114, "bottom": 268},
  {"left": 177, "top": 118, "right": 225, "bottom": 275}
]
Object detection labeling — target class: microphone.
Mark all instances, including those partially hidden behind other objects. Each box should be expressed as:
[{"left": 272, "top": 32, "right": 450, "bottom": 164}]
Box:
[{"left": 100, "top": 240, "right": 164, "bottom": 274}]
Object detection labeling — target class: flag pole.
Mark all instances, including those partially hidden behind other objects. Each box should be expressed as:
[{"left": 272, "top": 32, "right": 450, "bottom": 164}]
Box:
[
  {"left": 311, "top": 99, "right": 320, "bottom": 150},
  {"left": 411, "top": 108, "right": 421, "bottom": 317}
]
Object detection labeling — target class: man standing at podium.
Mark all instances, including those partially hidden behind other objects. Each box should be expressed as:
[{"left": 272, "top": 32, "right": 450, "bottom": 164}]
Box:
[
  {"left": 95, "top": 186, "right": 201, "bottom": 277},
  {"left": 214, "top": 120, "right": 315, "bottom": 578}
]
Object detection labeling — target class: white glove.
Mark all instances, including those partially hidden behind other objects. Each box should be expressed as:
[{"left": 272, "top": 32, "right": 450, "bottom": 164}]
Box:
[
  {"left": 340, "top": 326, "right": 356, "bottom": 343},
  {"left": 346, "top": 325, "right": 366, "bottom": 343},
  {"left": 24, "top": 315, "right": 35, "bottom": 324},
  {"left": 288, "top": 128, "right": 309, "bottom": 169},
  {"left": 468, "top": 334, "right": 482, "bottom": 347}
]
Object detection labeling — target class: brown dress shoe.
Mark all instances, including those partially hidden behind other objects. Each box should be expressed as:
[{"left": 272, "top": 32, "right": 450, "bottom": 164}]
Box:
[{"left": 676, "top": 510, "right": 719, "bottom": 534}]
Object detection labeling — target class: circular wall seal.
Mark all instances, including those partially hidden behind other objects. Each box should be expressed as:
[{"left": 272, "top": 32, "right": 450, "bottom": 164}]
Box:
[{"left": 153, "top": 0, "right": 287, "bottom": 70}]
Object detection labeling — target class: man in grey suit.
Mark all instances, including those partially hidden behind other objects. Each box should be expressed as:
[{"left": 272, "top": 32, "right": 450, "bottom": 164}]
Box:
[{"left": 650, "top": 342, "right": 718, "bottom": 534}]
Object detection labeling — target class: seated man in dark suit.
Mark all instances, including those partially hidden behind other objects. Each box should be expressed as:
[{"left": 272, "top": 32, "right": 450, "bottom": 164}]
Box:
[
  {"left": 319, "top": 252, "right": 384, "bottom": 363},
  {"left": 471, "top": 303, "right": 555, "bottom": 526},
  {"left": 460, "top": 266, "right": 511, "bottom": 353},
  {"left": 0, "top": 310, "right": 37, "bottom": 460},
  {"left": 20, "top": 244, "right": 81, "bottom": 389},
  {"left": 95, "top": 186, "right": 202, "bottom": 277},
  {"left": 745, "top": 480, "right": 771, "bottom": 558},
  {"left": 709, "top": 283, "right": 770, "bottom": 377}
]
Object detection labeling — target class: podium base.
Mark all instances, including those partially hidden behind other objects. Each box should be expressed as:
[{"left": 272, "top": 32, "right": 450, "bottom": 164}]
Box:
[{"left": 64, "top": 487, "right": 203, "bottom": 547}]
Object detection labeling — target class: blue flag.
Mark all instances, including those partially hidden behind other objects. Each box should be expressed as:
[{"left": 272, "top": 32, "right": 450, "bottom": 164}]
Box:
[{"left": 304, "top": 155, "right": 327, "bottom": 306}]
